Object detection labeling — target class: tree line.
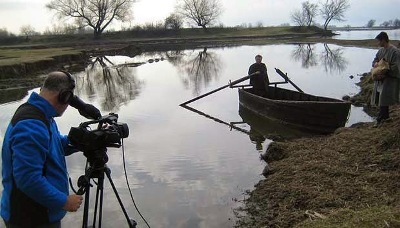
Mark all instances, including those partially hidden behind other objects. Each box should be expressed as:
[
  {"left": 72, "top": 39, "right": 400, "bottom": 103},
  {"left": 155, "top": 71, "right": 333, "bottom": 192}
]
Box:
[
  {"left": 43, "top": 0, "right": 223, "bottom": 39},
  {"left": 366, "top": 19, "right": 400, "bottom": 28},
  {"left": 2, "top": 0, "right": 396, "bottom": 41}
]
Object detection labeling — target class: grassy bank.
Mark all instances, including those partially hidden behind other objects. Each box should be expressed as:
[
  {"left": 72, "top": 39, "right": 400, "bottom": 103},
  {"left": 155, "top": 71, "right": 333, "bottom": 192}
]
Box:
[
  {"left": 0, "top": 26, "right": 329, "bottom": 76},
  {"left": 0, "top": 47, "right": 80, "bottom": 66},
  {"left": 235, "top": 74, "right": 400, "bottom": 227}
]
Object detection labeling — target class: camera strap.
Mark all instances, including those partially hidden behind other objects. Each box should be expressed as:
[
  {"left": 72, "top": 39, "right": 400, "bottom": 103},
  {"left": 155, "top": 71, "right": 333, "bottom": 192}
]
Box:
[
  {"left": 8, "top": 102, "right": 52, "bottom": 226},
  {"left": 11, "top": 102, "right": 51, "bottom": 175}
]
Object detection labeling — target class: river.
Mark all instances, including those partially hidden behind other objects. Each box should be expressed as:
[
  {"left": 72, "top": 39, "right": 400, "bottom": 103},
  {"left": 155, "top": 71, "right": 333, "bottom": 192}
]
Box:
[
  {"left": 0, "top": 43, "right": 376, "bottom": 227},
  {"left": 333, "top": 28, "right": 400, "bottom": 40}
]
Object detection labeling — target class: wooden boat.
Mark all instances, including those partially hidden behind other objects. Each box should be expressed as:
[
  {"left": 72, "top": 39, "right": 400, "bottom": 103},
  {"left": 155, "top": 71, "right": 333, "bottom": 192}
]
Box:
[{"left": 238, "top": 87, "right": 351, "bottom": 134}]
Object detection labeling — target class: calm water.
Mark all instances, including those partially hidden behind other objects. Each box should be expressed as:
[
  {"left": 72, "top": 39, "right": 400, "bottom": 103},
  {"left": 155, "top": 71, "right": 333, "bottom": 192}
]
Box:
[
  {"left": 0, "top": 44, "right": 375, "bottom": 227},
  {"left": 333, "top": 28, "right": 400, "bottom": 40}
]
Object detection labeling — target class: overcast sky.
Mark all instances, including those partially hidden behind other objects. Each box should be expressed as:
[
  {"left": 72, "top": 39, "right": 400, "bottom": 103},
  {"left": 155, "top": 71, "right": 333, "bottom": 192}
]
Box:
[{"left": 0, "top": 0, "right": 399, "bottom": 34}]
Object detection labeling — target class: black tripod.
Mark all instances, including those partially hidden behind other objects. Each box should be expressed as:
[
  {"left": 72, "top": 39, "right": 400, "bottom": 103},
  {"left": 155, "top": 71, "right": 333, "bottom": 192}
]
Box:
[{"left": 76, "top": 149, "right": 137, "bottom": 228}]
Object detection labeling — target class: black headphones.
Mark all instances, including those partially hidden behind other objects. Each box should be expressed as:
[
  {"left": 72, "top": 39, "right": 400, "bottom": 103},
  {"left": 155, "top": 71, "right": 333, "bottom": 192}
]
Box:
[{"left": 58, "top": 70, "right": 76, "bottom": 104}]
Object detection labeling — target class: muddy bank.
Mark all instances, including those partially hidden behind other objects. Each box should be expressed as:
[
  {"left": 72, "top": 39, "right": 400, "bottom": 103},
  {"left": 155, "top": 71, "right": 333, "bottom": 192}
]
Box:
[
  {"left": 235, "top": 74, "right": 400, "bottom": 227},
  {"left": 0, "top": 53, "right": 86, "bottom": 79}
]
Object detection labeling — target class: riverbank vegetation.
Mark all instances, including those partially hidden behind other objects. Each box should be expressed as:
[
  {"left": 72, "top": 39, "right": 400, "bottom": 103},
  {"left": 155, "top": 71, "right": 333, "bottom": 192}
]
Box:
[{"left": 235, "top": 73, "right": 400, "bottom": 227}]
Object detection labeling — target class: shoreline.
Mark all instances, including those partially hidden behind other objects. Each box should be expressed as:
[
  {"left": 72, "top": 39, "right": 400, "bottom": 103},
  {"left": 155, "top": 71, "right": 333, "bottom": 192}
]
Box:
[{"left": 235, "top": 73, "right": 400, "bottom": 227}]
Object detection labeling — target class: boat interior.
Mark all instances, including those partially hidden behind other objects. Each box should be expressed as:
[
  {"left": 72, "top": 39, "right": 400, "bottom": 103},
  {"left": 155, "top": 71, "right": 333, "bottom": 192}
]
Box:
[{"left": 256, "top": 87, "right": 341, "bottom": 102}]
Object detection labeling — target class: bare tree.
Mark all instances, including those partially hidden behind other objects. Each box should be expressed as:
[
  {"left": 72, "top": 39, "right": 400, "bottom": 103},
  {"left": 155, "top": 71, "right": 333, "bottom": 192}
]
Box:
[
  {"left": 20, "top": 25, "right": 38, "bottom": 39},
  {"left": 303, "top": 1, "right": 318, "bottom": 27},
  {"left": 381, "top": 21, "right": 392, "bottom": 27},
  {"left": 366, "top": 19, "right": 376, "bottom": 28},
  {"left": 291, "top": 10, "right": 307, "bottom": 26},
  {"left": 320, "top": 0, "right": 350, "bottom": 30},
  {"left": 291, "top": 1, "right": 318, "bottom": 27},
  {"left": 165, "top": 13, "right": 183, "bottom": 30},
  {"left": 394, "top": 19, "right": 400, "bottom": 28},
  {"left": 177, "top": 0, "right": 223, "bottom": 30},
  {"left": 46, "top": 0, "right": 135, "bottom": 39}
]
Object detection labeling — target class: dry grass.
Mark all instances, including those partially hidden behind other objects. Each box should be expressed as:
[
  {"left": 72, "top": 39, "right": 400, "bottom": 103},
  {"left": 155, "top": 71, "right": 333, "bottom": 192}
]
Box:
[
  {"left": 235, "top": 76, "right": 400, "bottom": 227},
  {"left": 0, "top": 48, "right": 80, "bottom": 66}
]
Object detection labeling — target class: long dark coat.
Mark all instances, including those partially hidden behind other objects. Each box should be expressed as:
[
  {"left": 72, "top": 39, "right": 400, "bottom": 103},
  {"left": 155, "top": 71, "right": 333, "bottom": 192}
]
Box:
[{"left": 371, "top": 45, "right": 400, "bottom": 106}]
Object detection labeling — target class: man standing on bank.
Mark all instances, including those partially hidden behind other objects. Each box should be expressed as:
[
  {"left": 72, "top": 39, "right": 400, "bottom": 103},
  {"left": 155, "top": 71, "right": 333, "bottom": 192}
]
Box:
[
  {"left": 371, "top": 32, "right": 400, "bottom": 126},
  {"left": 1, "top": 71, "right": 83, "bottom": 227},
  {"left": 248, "top": 54, "right": 269, "bottom": 97}
]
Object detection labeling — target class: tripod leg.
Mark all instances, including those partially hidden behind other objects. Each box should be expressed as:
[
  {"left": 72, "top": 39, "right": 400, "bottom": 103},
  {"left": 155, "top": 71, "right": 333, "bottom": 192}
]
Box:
[
  {"left": 104, "top": 167, "right": 137, "bottom": 228},
  {"left": 82, "top": 184, "right": 91, "bottom": 228},
  {"left": 98, "top": 176, "right": 105, "bottom": 228},
  {"left": 92, "top": 177, "right": 101, "bottom": 227}
]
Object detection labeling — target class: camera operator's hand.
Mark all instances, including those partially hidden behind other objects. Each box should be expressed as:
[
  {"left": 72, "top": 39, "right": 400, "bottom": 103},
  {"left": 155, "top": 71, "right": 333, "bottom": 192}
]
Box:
[{"left": 63, "top": 194, "right": 83, "bottom": 212}]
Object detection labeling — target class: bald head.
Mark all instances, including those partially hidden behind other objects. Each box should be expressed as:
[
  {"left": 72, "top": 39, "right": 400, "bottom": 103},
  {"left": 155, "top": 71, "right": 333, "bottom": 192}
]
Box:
[
  {"left": 40, "top": 71, "right": 76, "bottom": 116},
  {"left": 42, "top": 71, "right": 75, "bottom": 93}
]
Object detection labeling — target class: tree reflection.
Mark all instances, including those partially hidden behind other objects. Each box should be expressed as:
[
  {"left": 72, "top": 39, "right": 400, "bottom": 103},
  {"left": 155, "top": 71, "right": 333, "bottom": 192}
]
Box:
[
  {"left": 173, "top": 48, "right": 223, "bottom": 95},
  {"left": 291, "top": 43, "right": 348, "bottom": 73},
  {"left": 320, "top": 43, "right": 348, "bottom": 74},
  {"left": 291, "top": 43, "right": 318, "bottom": 68},
  {"left": 164, "top": 50, "right": 185, "bottom": 66},
  {"left": 74, "top": 56, "right": 144, "bottom": 112}
]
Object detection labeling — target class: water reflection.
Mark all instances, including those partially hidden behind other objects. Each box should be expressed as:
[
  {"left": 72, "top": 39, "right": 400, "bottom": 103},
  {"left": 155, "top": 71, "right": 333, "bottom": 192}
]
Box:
[
  {"left": 237, "top": 105, "right": 316, "bottom": 140},
  {"left": 78, "top": 56, "right": 144, "bottom": 112},
  {"left": 248, "top": 128, "right": 266, "bottom": 151},
  {"left": 291, "top": 43, "right": 348, "bottom": 73},
  {"left": 291, "top": 43, "right": 318, "bottom": 68},
  {"left": 320, "top": 43, "right": 348, "bottom": 73},
  {"left": 181, "top": 103, "right": 318, "bottom": 152},
  {"left": 174, "top": 48, "right": 223, "bottom": 95},
  {"left": 164, "top": 50, "right": 185, "bottom": 66}
]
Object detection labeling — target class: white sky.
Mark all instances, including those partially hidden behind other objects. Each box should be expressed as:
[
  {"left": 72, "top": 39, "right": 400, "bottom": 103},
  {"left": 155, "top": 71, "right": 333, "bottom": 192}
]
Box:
[{"left": 0, "top": 0, "right": 399, "bottom": 35}]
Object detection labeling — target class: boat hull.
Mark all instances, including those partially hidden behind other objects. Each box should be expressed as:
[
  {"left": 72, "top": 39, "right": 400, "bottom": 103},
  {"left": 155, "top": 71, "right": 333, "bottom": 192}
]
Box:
[{"left": 238, "top": 87, "right": 351, "bottom": 134}]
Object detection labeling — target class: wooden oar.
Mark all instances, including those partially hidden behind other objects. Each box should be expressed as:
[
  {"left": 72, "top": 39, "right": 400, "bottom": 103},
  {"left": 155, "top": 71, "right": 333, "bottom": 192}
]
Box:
[
  {"left": 180, "top": 104, "right": 250, "bottom": 135},
  {"left": 275, "top": 68, "right": 304, "bottom": 93},
  {"left": 179, "top": 73, "right": 256, "bottom": 106}
]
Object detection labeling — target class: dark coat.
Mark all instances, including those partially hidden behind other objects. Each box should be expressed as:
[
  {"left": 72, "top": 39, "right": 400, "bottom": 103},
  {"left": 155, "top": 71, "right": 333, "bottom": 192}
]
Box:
[
  {"left": 248, "top": 63, "right": 269, "bottom": 95},
  {"left": 371, "top": 45, "right": 400, "bottom": 106}
]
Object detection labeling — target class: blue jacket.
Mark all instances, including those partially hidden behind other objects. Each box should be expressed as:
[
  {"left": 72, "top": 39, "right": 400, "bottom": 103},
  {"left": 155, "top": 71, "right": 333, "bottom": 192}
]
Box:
[{"left": 1, "top": 92, "right": 71, "bottom": 224}]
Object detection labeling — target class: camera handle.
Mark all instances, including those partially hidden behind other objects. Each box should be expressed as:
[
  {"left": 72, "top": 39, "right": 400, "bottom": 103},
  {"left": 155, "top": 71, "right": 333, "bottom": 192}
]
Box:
[{"left": 77, "top": 163, "right": 137, "bottom": 228}]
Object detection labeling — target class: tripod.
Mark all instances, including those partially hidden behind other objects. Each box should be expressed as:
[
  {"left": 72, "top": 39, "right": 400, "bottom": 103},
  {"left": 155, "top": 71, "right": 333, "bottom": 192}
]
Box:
[{"left": 77, "top": 149, "right": 137, "bottom": 228}]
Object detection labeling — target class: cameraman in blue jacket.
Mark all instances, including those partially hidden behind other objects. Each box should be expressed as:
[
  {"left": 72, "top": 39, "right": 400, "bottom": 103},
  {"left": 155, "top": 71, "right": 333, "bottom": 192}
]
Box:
[{"left": 1, "top": 71, "right": 83, "bottom": 227}]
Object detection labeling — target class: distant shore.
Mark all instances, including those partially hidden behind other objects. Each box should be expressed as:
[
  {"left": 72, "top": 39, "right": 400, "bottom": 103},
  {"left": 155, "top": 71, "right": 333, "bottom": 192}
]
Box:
[{"left": 332, "top": 26, "right": 400, "bottom": 31}]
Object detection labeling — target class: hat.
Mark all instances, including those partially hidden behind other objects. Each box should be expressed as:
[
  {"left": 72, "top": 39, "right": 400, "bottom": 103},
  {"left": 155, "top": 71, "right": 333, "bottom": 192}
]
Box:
[{"left": 375, "top": 32, "right": 389, "bottom": 42}]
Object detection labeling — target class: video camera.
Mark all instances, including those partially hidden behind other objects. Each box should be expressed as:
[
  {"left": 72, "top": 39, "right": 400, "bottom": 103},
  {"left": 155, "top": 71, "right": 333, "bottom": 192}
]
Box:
[{"left": 68, "top": 113, "right": 129, "bottom": 163}]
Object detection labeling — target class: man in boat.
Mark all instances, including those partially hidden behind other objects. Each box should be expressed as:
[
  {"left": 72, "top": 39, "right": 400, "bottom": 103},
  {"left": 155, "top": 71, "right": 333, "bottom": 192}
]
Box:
[
  {"left": 371, "top": 32, "right": 400, "bottom": 126},
  {"left": 248, "top": 54, "right": 269, "bottom": 96}
]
